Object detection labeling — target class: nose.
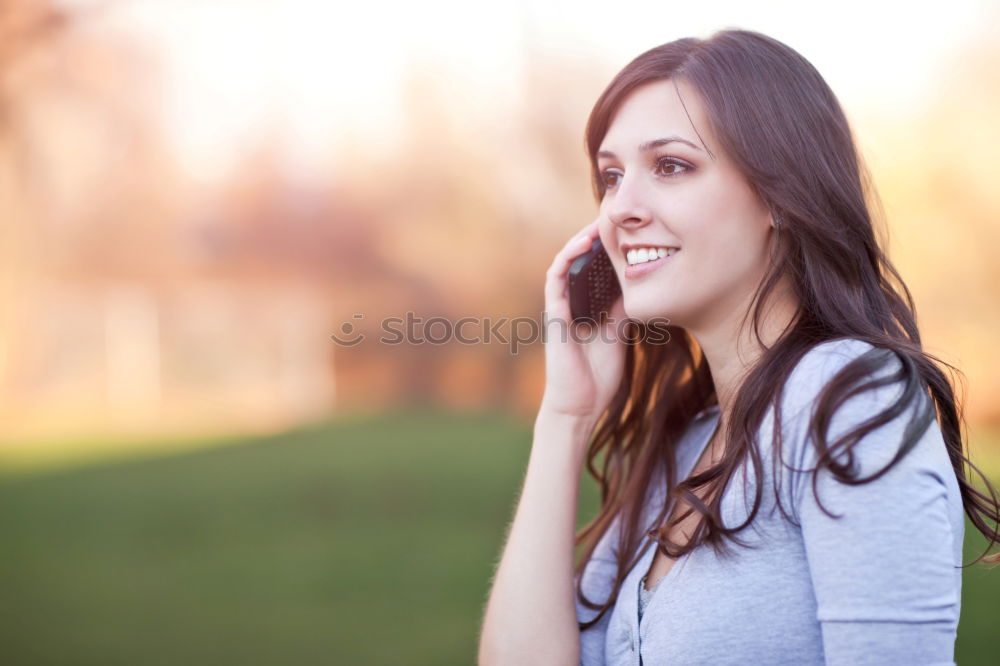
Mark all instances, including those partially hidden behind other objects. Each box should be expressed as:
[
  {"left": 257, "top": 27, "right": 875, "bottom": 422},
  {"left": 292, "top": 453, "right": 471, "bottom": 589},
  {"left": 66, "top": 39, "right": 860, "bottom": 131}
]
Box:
[{"left": 605, "top": 172, "right": 652, "bottom": 230}]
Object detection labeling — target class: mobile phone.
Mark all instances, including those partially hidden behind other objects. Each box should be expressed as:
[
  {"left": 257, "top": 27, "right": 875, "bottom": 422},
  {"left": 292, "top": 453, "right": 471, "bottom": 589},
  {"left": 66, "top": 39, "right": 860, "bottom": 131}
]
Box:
[{"left": 568, "top": 237, "right": 622, "bottom": 323}]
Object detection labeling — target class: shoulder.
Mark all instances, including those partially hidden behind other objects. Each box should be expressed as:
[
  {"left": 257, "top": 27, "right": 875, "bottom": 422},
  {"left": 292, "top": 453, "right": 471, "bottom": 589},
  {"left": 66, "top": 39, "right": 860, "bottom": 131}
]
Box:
[
  {"left": 779, "top": 337, "right": 900, "bottom": 423},
  {"left": 785, "top": 337, "right": 879, "bottom": 390},
  {"left": 771, "top": 337, "right": 924, "bottom": 472},
  {"left": 775, "top": 337, "right": 943, "bottom": 484}
]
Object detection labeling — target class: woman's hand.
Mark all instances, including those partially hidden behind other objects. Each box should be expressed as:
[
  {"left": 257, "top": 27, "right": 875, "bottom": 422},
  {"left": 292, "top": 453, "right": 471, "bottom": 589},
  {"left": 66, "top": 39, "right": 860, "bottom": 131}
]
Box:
[{"left": 538, "top": 219, "right": 629, "bottom": 428}]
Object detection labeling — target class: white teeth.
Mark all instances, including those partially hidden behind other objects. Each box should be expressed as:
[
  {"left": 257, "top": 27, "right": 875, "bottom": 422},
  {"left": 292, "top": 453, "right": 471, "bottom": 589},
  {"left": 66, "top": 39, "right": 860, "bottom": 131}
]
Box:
[{"left": 626, "top": 247, "right": 678, "bottom": 266}]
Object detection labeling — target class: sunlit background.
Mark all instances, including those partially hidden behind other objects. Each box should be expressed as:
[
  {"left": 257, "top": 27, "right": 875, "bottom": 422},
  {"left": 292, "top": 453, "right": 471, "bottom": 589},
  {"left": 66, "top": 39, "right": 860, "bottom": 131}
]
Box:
[{"left": 1, "top": 0, "right": 998, "bottom": 663}]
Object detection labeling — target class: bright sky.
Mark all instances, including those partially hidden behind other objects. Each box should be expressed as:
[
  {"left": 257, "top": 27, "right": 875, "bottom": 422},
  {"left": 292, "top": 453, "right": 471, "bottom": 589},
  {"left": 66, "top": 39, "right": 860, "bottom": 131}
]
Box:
[{"left": 77, "top": 0, "right": 996, "bottom": 182}]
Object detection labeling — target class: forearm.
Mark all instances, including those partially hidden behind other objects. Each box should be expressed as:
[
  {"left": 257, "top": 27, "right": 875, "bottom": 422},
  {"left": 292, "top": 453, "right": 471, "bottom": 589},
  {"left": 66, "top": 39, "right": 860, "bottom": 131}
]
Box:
[{"left": 478, "top": 410, "right": 594, "bottom": 666}]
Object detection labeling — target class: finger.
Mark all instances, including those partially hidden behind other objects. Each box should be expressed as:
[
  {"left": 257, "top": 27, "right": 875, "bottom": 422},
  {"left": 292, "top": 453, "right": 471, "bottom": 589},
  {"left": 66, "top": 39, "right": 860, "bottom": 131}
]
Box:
[
  {"left": 544, "top": 233, "right": 595, "bottom": 314},
  {"left": 563, "top": 221, "right": 599, "bottom": 251},
  {"left": 552, "top": 220, "right": 603, "bottom": 277},
  {"left": 544, "top": 220, "right": 604, "bottom": 323},
  {"left": 574, "top": 219, "right": 601, "bottom": 245}
]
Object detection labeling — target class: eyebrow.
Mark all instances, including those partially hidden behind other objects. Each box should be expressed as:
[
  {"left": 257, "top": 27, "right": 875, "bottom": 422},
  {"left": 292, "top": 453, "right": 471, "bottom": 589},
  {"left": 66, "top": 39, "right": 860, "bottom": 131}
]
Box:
[{"left": 597, "top": 135, "right": 703, "bottom": 159}]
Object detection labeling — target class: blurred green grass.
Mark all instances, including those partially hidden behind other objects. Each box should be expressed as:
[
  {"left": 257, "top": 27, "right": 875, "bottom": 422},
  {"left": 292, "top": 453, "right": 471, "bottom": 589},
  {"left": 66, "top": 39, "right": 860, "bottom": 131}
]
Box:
[{"left": 0, "top": 408, "right": 996, "bottom": 665}]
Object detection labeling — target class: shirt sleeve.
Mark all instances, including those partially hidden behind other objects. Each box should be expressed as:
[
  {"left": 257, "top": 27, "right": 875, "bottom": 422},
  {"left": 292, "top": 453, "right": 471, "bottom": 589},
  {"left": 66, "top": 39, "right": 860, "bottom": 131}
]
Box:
[{"left": 790, "top": 346, "right": 962, "bottom": 666}]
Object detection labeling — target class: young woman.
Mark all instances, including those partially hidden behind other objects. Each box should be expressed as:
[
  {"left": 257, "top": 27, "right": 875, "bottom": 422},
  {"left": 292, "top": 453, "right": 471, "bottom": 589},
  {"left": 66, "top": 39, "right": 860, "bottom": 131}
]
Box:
[{"left": 478, "top": 29, "right": 1000, "bottom": 665}]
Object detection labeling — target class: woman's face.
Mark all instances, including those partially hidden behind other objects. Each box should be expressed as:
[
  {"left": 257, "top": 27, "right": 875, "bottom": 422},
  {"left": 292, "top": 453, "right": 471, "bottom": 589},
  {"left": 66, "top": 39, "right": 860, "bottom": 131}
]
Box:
[{"left": 596, "top": 78, "right": 777, "bottom": 332}]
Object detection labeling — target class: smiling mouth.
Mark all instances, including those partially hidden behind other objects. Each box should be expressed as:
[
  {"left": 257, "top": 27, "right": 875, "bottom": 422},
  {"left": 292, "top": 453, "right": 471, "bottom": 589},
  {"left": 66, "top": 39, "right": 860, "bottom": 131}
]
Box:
[
  {"left": 623, "top": 248, "right": 679, "bottom": 279},
  {"left": 626, "top": 247, "right": 679, "bottom": 266}
]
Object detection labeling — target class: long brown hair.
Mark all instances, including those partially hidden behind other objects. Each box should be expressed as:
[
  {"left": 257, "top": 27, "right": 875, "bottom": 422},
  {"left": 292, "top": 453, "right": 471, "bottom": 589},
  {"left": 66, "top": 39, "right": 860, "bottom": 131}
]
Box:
[{"left": 574, "top": 28, "right": 1000, "bottom": 632}]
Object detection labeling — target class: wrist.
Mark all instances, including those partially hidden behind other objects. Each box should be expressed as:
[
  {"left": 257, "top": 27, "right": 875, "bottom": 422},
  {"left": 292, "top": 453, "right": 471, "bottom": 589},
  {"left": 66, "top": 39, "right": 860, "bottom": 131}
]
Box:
[{"left": 534, "top": 405, "right": 599, "bottom": 440}]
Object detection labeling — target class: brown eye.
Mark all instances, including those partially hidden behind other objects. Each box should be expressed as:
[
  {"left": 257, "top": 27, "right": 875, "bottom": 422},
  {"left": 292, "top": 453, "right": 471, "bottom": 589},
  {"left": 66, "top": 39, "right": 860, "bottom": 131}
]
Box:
[
  {"left": 655, "top": 157, "right": 691, "bottom": 177},
  {"left": 600, "top": 169, "right": 623, "bottom": 188}
]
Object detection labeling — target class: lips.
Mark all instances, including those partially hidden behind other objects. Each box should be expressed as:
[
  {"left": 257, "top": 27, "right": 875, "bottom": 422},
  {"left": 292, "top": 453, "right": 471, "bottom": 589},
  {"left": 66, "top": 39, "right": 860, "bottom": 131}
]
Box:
[
  {"left": 625, "top": 247, "right": 679, "bottom": 266},
  {"left": 623, "top": 249, "right": 679, "bottom": 280}
]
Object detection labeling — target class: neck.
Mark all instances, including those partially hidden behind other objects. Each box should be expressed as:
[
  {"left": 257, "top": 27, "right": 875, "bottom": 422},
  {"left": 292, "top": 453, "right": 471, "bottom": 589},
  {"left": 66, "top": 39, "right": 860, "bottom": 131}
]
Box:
[{"left": 692, "top": 276, "right": 800, "bottom": 423}]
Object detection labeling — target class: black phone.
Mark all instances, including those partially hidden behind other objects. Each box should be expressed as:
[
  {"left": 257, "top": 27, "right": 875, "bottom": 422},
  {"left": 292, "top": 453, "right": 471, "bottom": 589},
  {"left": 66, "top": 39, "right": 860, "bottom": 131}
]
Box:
[{"left": 568, "top": 237, "right": 622, "bottom": 323}]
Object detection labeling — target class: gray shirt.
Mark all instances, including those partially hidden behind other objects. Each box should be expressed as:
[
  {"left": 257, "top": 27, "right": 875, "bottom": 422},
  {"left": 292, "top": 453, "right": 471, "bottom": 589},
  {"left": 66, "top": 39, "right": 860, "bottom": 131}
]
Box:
[{"left": 575, "top": 338, "right": 964, "bottom": 665}]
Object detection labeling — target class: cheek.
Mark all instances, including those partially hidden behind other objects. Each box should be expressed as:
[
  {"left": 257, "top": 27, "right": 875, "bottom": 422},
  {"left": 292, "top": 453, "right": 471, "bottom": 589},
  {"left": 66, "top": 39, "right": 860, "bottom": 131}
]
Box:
[
  {"left": 597, "top": 220, "right": 614, "bottom": 245},
  {"left": 688, "top": 212, "right": 767, "bottom": 264},
  {"left": 706, "top": 229, "right": 770, "bottom": 284},
  {"left": 599, "top": 222, "right": 624, "bottom": 262}
]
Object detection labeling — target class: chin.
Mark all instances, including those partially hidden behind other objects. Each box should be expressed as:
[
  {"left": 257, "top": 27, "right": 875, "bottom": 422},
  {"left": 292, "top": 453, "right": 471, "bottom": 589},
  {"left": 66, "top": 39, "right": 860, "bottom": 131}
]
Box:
[{"left": 622, "top": 296, "right": 674, "bottom": 326}]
